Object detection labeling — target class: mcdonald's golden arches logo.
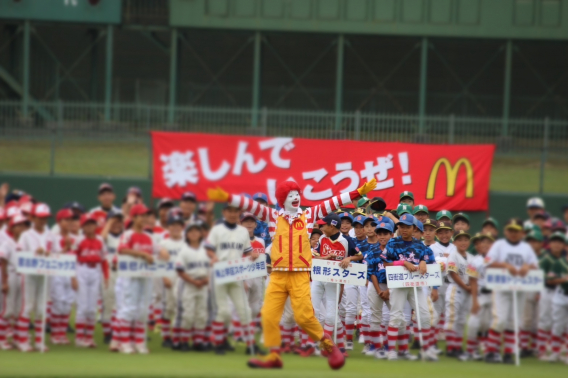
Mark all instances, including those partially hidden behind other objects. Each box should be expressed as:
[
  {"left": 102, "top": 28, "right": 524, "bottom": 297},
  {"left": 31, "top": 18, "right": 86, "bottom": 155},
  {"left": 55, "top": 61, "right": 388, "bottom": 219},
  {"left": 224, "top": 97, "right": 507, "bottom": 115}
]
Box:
[{"left": 426, "top": 158, "right": 474, "bottom": 200}]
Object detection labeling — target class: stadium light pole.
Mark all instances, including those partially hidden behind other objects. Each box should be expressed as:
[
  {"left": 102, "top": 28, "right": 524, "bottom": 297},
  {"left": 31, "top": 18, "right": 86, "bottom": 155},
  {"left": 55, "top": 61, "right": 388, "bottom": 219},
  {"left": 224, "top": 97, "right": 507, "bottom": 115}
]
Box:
[
  {"left": 251, "top": 31, "right": 262, "bottom": 129},
  {"left": 104, "top": 25, "right": 114, "bottom": 122},
  {"left": 334, "top": 34, "right": 344, "bottom": 132},
  {"left": 501, "top": 39, "right": 513, "bottom": 137},
  {"left": 168, "top": 28, "right": 178, "bottom": 124},
  {"left": 418, "top": 37, "right": 428, "bottom": 136}
]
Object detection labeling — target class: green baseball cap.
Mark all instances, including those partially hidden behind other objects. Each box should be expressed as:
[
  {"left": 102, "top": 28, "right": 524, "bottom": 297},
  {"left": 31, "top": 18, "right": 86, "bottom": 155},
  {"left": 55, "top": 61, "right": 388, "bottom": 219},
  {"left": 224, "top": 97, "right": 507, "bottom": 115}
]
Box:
[
  {"left": 525, "top": 230, "right": 543, "bottom": 242},
  {"left": 471, "top": 232, "right": 495, "bottom": 243},
  {"left": 452, "top": 212, "right": 470, "bottom": 225},
  {"left": 399, "top": 191, "right": 414, "bottom": 201},
  {"left": 352, "top": 207, "right": 367, "bottom": 217},
  {"left": 396, "top": 203, "right": 413, "bottom": 216},
  {"left": 482, "top": 217, "right": 499, "bottom": 229},
  {"left": 549, "top": 231, "right": 567, "bottom": 243},
  {"left": 357, "top": 196, "right": 369, "bottom": 208},
  {"left": 436, "top": 210, "right": 453, "bottom": 221},
  {"left": 413, "top": 204, "right": 429, "bottom": 215}
]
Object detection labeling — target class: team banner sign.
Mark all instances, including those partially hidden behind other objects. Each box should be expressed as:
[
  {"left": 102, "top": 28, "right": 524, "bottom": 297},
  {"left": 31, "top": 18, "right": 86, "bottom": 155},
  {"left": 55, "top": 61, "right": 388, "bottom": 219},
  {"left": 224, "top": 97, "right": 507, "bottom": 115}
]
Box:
[
  {"left": 152, "top": 132, "right": 495, "bottom": 211},
  {"left": 311, "top": 259, "right": 367, "bottom": 286},
  {"left": 17, "top": 252, "right": 77, "bottom": 277},
  {"left": 213, "top": 255, "right": 268, "bottom": 285},
  {"left": 485, "top": 269, "right": 544, "bottom": 292},
  {"left": 385, "top": 265, "right": 443, "bottom": 288},
  {"left": 117, "top": 255, "right": 175, "bottom": 278}
]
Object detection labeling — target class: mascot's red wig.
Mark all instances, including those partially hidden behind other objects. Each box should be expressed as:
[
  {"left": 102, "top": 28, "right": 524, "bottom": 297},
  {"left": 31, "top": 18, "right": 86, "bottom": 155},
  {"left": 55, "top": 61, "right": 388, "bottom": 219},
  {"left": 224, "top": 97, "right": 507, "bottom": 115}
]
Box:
[{"left": 275, "top": 181, "right": 302, "bottom": 208}]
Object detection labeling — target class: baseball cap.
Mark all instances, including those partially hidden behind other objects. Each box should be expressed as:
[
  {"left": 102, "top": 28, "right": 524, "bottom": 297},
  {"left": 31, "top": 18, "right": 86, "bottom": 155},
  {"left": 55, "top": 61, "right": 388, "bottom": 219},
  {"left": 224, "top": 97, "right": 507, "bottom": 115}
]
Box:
[
  {"left": 158, "top": 198, "right": 175, "bottom": 209},
  {"left": 56, "top": 208, "right": 74, "bottom": 222},
  {"left": 375, "top": 220, "right": 394, "bottom": 233},
  {"left": 316, "top": 213, "right": 341, "bottom": 227},
  {"left": 532, "top": 211, "right": 549, "bottom": 220},
  {"left": 526, "top": 197, "right": 545, "bottom": 209},
  {"left": 6, "top": 205, "right": 21, "bottom": 219},
  {"left": 253, "top": 192, "right": 268, "bottom": 203},
  {"left": 33, "top": 203, "right": 51, "bottom": 218},
  {"left": 129, "top": 204, "right": 150, "bottom": 218},
  {"left": 551, "top": 219, "right": 567, "bottom": 233},
  {"left": 452, "top": 212, "right": 470, "bottom": 225},
  {"left": 240, "top": 212, "right": 257, "bottom": 223},
  {"left": 504, "top": 218, "right": 524, "bottom": 231},
  {"left": 339, "top": 212, "right": 354, "bottom": 223},
  {"left": 106, "top": 210, "right": 124, "bottom": 220},
  {"left": 357, "top": 196, "right": 369, "bottom": 208},
  {"left": 352, "top": 215, "right": 366, "bottom": 226},
  {"left": 167, "top": 212, "right": 185, "bottom": 225},
  {"left": 422, "top": 218, "right": 437, "bottom": 229},
  {"left": 128, "top": 186, "right": 142, "bottom": 197},
  {"left": 363, "top": 216, "right": 378, "bottom": 226},
  {"left": 471, "top": 232, "right": 495, "bottom": 243},
  {"left": 436, "top": 210, "right": 453, "bottom": 221},
  {"left": 436, "top": 220, "right": 453, "bottom": 231},
  {"left": 311, "top": 228, "right": 323, "bottom": 237},
  {"left": 181, "top": 191, "right": 197, "bottom": 202},
  {"left": 549, "top": 231, "right": 567, "bottom": 243},
  {"left": 185, "top": 221, "right": 203, "bottom": 233},
  {"left": 397, "top": 213, "right": 415, "bottom": 226},
  {"left": 396, "top": 203, "right": 412, "bottom": 216},
  {"left": 453, "top": 230, "right": 471, "bottom": 240},
  {"left": 413, "top": 204, "right": 429, "bottom": 215},
  {"left": 352, "top": 207, "right": 367, "bottom": 217},
  {"left": 80, "top": 214, "right": 98, "bottom": 227},
  {"left": 482, "top": 217, "right": 499, "bottom": 229},
  {"left": 98, "top": 183, "right": 114, "bottom": 194},
  {"left": 524, "top": 230, "right": 543, "bottom": 243},
  {"left": 19, "top": 201, "right": 34, "bottom": 215},
  {"left": 413, "top": 218, "right": 424, "bottom": 232},
  {"left": 399, "top": 191, "right": 414, "bottom": 201},
  {"left": 9, "top": 213, "right": 29, "bottom": 228},
  {"left": 369, "top": 197, "right": 386, "bottom": 212},
  {"left": 241, "top": 193, "right": 252, "bottom": 199},
  {"left": 64, "top": 201, "right": 86, "bottom": 214}
]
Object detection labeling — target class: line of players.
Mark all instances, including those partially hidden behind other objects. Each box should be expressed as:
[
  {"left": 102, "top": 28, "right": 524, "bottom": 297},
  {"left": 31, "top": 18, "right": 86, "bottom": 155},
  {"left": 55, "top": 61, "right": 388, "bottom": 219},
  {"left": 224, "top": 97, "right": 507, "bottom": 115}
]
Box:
[{"left": 1, "top": 184, "right": 568, "bottom": 365}]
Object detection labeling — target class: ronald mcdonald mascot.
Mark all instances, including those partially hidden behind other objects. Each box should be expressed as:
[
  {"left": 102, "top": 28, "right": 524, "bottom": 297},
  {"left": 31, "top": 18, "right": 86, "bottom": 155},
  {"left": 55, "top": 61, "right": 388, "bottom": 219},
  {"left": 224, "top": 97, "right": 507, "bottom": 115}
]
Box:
[{"left": 207, "top": 178, "right": 377, "bottom": 370}]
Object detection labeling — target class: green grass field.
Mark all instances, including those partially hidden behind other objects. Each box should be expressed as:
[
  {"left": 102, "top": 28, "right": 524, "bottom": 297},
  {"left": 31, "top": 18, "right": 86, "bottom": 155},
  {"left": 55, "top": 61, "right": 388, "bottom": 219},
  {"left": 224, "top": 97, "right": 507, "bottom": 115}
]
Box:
[
  {"left": 1, "top": 140, "right": 568, "bottom": 194},
  {"left": 1, "top": 328, "right": 567, "bottom": 377}
]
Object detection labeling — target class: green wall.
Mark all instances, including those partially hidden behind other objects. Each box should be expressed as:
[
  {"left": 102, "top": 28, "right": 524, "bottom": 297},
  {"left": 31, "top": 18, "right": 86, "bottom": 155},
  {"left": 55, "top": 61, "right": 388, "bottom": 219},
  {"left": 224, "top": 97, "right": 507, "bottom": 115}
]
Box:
[{"left": 171, "top": 0, "right": 568, "bottom": 40}]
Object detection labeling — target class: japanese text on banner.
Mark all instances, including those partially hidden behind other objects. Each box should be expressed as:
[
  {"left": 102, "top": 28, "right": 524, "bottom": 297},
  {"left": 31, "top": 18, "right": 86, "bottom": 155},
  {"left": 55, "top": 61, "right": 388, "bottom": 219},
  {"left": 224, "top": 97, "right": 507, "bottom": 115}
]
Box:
[
  {"left": 485, "top": 269, "right": 544, "bottom": 292},
  {"left": 386, "top": 265, "right": 443, "bottom": 289},
  {"left": 117, "top": 255, "right": 174, "bottom": 278},
  {"left": 213, "top": 255, "right": 267, "bottom": 285},
  {"left": 16, "top": 252, "right": 77, "bottom": 277},
  {"left": 311, "top": 259, "right": 367, "bottom": 286}
]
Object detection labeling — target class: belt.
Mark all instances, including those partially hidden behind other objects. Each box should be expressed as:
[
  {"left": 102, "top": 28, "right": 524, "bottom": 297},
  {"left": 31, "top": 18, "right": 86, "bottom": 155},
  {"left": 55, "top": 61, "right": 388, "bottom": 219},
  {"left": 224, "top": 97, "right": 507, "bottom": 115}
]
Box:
[
  {"left": 79, "top": 262, "right": 98, "bottom": 268},
  {"left": 480, "top": 288, "right": 492, "bottom": 294}
]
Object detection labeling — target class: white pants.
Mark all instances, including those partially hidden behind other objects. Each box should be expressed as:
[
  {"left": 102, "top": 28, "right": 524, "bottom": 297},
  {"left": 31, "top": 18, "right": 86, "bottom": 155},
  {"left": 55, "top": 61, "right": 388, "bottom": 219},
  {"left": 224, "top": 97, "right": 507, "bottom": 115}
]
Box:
[
  {"left": 101, "top": 270, "right": 117, "bottom": 323},
  {"left": 214, "top": 281, "right": 250, "bottom": 326},
  {"left": 245, "top": 277, "right": 263, "bottom": 320},
  {"left": 1, "top": 272, "right": 22, "bottom": 319},
  {"left": 117, "top": 277, "right": 152, "bottom": 322},
  {"left": 521, "top": 291, "right": 538, "bottom": 332},
  {"left": 21, "top": 275, "right": 47, "bottom": 319},
  {"left": 311, "top": 281, "right": 341, "bottom": 326},
  {"left": 342, "top": 284, "right": 359, "bottom": 322},
  {"left": 444, "top": 283, "right": 471, "bottom": 336},
  {"left": 367, "top": 283, "right": 391, "bottom": 330},
  {"left": 491, "top": 291, "right": 525, "bottom": 332},
  {"left": 389, "top": 287, "right": 430, "bottom": 329},
  {"left": 50, "top": 276, "right": 75, "bottom": 316},
  {"left": 537, "top": 288, "right": 555, "bottom": 331},
  {"left": 432, "top": 283, "right": 447, "bottom": 326},
  {"left": 467, "top": 292, "right": 492, "bottom": 340},
  {"left": 161, "top": 279, "right": 176, "bottom": 321},
  {"left": 174, "top": 278, "right": 208, "bottom": 330},
  {"left": 551, "top": 290, "right": 568, "bottom": 337},
  {"left": 76, "top": 264, "right": 102, "bottom": 321}
]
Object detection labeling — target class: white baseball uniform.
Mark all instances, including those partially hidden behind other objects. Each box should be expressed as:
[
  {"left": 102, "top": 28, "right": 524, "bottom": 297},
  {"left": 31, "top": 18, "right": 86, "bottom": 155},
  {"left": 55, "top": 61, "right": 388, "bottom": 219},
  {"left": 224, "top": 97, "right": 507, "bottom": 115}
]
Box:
[
  {"left": 429, "top": 242, "right": 455, "bottom": 328},
  {"left": 466, "top": 254, "right": 492, "bottom": 349},
  {"left": 158, "top": 236, "right": 185, "bottom": 321},
  {"left": 444, "top": 250, "right": 475, "bottom": 340},
  {"left": 101, "top": 232, "right": 121, "bottom": 336},
  {"left": 0, "top": 234, "right": 23, "bottom": 345}
]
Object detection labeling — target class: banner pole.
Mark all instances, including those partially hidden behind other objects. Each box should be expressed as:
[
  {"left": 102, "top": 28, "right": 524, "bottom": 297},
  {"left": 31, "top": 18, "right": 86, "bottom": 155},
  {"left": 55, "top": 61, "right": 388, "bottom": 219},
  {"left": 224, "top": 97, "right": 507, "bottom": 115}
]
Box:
[
  {"left": 40, "top": 273, "right": 48, "bottom": 353},
  {"left": 413, "top": 286, "right": 425, "bottom": 362},
  {"left": 334, "top": 284, "right": 340, "bottom": 344},
  {"left": 512, "top": 289, "right": 520, "bottom": 367}
]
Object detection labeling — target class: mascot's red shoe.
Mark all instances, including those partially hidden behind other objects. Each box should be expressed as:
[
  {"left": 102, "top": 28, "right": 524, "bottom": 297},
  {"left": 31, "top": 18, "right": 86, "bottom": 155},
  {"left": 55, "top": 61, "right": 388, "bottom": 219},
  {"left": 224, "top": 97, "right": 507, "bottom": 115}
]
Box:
[
  {"left": 247, "top": 352, "right": 283, "bottom": 369},
  {"left": 320, "top": 335, "right": 345, "bottom": 370}
]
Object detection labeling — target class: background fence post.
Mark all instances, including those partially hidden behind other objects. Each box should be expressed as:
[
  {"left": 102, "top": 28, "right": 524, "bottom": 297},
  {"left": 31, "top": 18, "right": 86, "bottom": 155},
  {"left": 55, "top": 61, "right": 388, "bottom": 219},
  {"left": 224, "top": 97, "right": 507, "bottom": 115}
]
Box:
[
  {"left": 355, "top": 110, "right": 361, "bottom": 141},
  {"left": 539, "top": 117, "right": 549, "bottom": 195},
  {"left": 448, "top": 113, "right": 455, "bottom": 144},
  {"left": 50, "top": 100, "right": 62, "bottom": 176},
  {"left": 147, "top": 107, "right": 153, "bottom": 180},
  {"left": 261, "top": 106, "right": 267, "bottom": 137}
]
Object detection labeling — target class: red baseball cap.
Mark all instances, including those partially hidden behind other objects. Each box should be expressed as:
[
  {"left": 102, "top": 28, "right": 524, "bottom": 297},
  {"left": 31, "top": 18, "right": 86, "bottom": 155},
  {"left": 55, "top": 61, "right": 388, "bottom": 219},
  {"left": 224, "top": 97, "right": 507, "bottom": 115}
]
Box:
[
  {"left": 19, "top": 201, "right": 34, "bottom": 215},
  {"left": 56, "top": 208, "right": 74, "bottom": 222},
  {"left": 32, "top": 203, "right": 51, "bottom": 218},
  {"left": 9, "top": 213, "right": 29, "bottom": 228},
  {"left": 6, "top": 205, "right": 21, "bottom": 219},
  {"left": 80, "top": 214, "right": 98, "bottom": 227},
  {"left": 130, "top": 203, "right": 150, "bottom": 218}
]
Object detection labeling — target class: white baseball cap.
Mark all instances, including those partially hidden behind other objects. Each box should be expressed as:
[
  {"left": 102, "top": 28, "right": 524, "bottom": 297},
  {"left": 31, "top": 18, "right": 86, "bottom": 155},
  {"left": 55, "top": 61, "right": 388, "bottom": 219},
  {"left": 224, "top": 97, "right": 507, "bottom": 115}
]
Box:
[
  {"left": 526, "top": 197, "right": 545, "bottom": 209},
  {"left": 33, "top": 203, "right": 52, "bottom": 218}
]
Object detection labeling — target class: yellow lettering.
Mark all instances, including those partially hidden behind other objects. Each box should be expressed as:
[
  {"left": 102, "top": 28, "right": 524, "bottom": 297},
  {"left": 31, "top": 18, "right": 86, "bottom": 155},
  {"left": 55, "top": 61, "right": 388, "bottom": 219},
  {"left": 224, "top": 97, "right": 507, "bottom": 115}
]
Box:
[{"left": 426, "top": 158, "right": 474, "bottom": 199}]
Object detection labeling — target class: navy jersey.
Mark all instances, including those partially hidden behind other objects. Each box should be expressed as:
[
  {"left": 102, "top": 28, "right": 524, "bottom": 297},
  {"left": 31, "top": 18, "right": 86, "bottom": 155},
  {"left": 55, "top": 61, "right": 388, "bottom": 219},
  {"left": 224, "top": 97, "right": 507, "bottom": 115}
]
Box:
[
  {"left": 385, "top": 236, "right": 433, "bottom": 265},
  {"left": 316, "top": 232, "right": 361, "bottom": 261},
  {"left": 354, "top": 238, "right": 371, "bottom": 260},
  {"left": 254, "top": 220, "right": 272, "bottom": 247},
  {"left": 367, "top": 242, "right": 390, "bottom": 283}
]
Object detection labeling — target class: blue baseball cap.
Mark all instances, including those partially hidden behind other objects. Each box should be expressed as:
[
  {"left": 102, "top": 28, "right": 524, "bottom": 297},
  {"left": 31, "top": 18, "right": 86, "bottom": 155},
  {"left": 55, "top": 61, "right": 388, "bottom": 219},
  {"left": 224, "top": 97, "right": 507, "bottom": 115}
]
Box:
[
  {"left": 253, "top": 192, "right": 268, "bottom": 203},
  {"left": 363, "top": 216, "right": 378, "bottom": 226},
  {"left": 413, "top": 217, "right": 424, "bottom": 232},
  {"left": 317, "top": 213, "right": 341, "bottom": 228},
  {"left": 352, "top": 215, "right": 366, "bottom": 226},
  {"left": 167, "top": 212, "right": 185, "bottom": 225},
  {"left": 241, "top": 193, "right": 252, "bottom": 199},
  {"left": 376, "top": 215, "right": 394, "bottom": 227},
  {"left": 375, "top": 220, "right": 394, "bottom": 233},
  {"left": 339, "top": 212, "right": 354, "bottom": 223},
  {"left": 397, "top": 213, "right": 415, "bottom": 226}
]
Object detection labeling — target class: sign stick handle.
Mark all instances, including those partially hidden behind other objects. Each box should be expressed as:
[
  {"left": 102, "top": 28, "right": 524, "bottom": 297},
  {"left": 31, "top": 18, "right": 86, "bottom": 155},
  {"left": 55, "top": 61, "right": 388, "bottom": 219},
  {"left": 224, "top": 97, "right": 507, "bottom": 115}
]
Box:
[
  {"left": 40, "top": 274, "right": 48, "bottom": 354},
  {"left": 243, "top": 281, "right": 255, "bottom": 355},
  {"left": 334, "top": 284, "right": 340, "bottom": 344},
  {"left": 512, "top": 289, "right": 520, "bottom": 367},
  {"left": 413, "top": 286, "right": 425, "bottom": 362}
]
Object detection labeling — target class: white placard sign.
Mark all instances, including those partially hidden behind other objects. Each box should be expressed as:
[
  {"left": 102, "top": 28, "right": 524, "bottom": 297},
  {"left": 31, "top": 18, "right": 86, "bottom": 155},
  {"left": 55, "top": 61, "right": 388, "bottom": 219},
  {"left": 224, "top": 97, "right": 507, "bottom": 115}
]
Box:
[
  {"left": 17, "top": 252, "right": 77, "bottom": 277},
  {"left": 485, "top": 268, "right": 544, "bottom": 292},
  {"left": 213, "top": 254, "right": 267, "bottom": 285},
  {"left": 311, "top": 259, "right": 367, "bottom": 286},
  {"left": 386, "top": 264, "right": 443, "bottom": 288},
  {"left": 117, "top": 255, "right": 175, "bottom": 278}
]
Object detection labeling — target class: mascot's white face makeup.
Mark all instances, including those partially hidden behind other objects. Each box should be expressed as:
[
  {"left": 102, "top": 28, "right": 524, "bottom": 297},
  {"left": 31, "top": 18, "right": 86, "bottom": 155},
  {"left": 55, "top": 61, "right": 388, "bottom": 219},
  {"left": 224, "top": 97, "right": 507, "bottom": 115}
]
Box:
[{"left": 284, "top": 190, "right": 301, "bottom": 213}]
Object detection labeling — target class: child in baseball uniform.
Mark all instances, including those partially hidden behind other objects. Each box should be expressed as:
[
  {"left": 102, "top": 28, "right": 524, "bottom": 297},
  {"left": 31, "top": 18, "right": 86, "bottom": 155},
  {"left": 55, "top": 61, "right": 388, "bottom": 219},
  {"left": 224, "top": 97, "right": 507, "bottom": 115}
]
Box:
[
  {"left": 112, "top": 204, "right": 156, "bottom": 354},
  {"left": 158, "top": 210, "right": 186, "bottom": 349},
  {"left": 74, "top": 214, "right": 109, "bottom": 348},
  {"left": 17, "top": 203, "right": 57, "bottom": 352},
  {"left": 461, "top": 232, "right": 494, "bottom": 361},
  {"left": 0, "top": 214, "right": 29, "bottom": 350},
  {"left": 174, "top": 223, "right": 210, "bottom": 352},
  {"left": 485, "top": 218, "right": 538, "bottom": 364},
  {"left": 444, "top": 230, "right": 477, "bottom": 358}
]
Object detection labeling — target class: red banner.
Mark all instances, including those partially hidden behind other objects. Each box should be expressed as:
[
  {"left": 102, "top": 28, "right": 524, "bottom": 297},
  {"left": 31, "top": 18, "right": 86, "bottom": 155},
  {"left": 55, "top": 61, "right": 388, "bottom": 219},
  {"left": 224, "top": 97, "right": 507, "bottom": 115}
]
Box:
[{"left": 152, "top": 132, "right": 495, "bottom": 211}]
